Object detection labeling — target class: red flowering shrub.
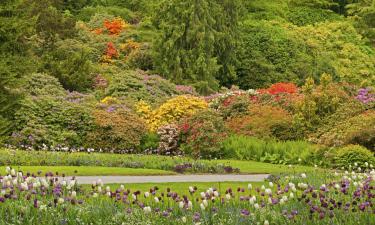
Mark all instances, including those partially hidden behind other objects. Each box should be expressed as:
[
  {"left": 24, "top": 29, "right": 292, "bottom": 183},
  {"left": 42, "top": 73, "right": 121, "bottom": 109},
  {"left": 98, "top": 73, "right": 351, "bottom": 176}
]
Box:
[
  {"left": 178, "top": 109, "right": 227, "bottom": 159},
  {"left": 259, "top": 82, "right": 298, "bottom": 95},
  {"left": 105, "top": 42, "right": 118, "bottom": 59}
]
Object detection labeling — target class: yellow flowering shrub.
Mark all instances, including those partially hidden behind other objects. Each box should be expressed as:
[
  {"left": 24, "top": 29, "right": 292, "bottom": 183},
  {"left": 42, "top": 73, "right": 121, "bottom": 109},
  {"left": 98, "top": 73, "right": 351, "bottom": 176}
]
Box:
[
  {"left": 100, "top": 96, "right": 119, "bottom": 105},
  {"left": 136, "top": 95, "right": 208, "bottom": 131}
]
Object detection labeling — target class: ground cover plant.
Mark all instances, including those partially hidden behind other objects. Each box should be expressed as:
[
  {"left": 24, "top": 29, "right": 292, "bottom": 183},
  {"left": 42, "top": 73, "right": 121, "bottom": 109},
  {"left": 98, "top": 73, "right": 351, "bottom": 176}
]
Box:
[{"left": 0, "top": 165, "right": 374, "bottom": 225}]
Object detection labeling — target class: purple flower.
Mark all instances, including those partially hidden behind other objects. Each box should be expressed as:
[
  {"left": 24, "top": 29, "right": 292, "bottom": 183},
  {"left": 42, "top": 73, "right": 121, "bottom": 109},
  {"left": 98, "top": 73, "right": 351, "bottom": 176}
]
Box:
[{"left": 240, "top": 209, "right": 250, "bottom": 216}]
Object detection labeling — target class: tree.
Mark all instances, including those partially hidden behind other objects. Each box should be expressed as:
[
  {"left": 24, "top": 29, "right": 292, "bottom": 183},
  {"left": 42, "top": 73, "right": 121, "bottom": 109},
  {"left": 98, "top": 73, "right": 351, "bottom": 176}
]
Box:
[
  {"left": 153, "top": 0, "right": 241, "bottom": 94},
  {"left": 0, "top": 0, "right": 36, "bottom": 140},
  {"left": 347, "top": 0, "right": 375, "bottom": 46}
]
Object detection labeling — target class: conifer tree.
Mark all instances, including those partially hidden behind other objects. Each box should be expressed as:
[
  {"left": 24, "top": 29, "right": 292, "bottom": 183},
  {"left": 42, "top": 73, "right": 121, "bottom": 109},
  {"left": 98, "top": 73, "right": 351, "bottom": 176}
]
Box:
[{"left": 153, "top": 0, "right": 241, "bottom": 94}]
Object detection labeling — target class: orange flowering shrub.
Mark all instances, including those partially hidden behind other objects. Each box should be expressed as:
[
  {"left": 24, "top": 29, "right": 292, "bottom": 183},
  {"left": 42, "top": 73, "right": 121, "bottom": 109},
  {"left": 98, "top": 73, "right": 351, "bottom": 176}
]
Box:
[
  {"left": 104, "top": 18, "right": 129, "bottom": 35},
  {"left": 258, "top": 82, "right": 298, "bottom": 95},
  {"left": 226, "top": 104, "right": 292, "bottom": 139},
  {"left": 120, "top": 39, "right": 141, "bottom": 55},
  {"left": 86, "top": 106, "right": 147, "bottom": 151}
]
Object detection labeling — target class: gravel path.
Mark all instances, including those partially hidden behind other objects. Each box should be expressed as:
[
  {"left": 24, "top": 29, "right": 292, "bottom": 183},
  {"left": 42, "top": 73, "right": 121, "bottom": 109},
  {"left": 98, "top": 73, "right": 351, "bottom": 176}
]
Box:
[{"left": 63, "top": 174, "right": 269, "bottom": 184}]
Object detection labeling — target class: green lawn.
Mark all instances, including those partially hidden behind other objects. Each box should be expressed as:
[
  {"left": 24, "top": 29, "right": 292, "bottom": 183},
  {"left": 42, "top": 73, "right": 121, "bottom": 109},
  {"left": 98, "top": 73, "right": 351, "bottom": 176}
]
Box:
[
  {"left": 86, "top": 181, "right": 265, "bottom": 195},
  {"left": 0, "top": 166, "right": 176, "bottom": 176},
  {"left": 211, "top": 159, "right": 320, "bottom": 174}
]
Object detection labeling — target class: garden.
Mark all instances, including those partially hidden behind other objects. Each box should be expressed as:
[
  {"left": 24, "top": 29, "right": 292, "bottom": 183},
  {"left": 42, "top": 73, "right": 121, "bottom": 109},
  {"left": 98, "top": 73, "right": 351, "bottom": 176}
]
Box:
[{"left": 1, "top": 0, "right": 375, "bottom": 224}]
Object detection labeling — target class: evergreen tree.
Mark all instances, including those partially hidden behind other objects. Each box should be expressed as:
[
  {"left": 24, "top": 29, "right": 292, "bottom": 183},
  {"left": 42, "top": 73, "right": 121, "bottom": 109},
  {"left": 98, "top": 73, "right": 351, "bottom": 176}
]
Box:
[
  {"left": 153, "top": 0, "right": 241, "bottom": 94},
  {"left": 0, "top": 0, "right": 36, "bottom": 140}
]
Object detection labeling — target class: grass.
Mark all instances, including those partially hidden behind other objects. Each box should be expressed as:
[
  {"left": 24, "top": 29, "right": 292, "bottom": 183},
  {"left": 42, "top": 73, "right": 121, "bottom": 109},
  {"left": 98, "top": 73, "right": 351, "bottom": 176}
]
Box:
[
  {"left": 0, "top": 166, "right": 176, "bottom": 176},
  {"left": 95, "top": 181, "right": 265, "bottom": 195}
]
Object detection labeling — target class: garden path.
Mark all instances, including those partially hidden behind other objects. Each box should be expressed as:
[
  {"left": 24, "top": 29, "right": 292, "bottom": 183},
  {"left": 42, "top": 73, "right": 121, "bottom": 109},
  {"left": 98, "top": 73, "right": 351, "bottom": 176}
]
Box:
[{"left": 62, "top": 174, "right": 269, "bottom": 184}]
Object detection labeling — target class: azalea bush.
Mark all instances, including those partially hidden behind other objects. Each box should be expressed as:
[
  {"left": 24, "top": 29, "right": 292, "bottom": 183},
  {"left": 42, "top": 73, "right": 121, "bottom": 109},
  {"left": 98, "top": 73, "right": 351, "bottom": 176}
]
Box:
[
  {"left": 178, "top": 109, "right": 227, "bottom": 159},
  {"left": 136, "top": 95, "right": 207, "bottom": 131}
]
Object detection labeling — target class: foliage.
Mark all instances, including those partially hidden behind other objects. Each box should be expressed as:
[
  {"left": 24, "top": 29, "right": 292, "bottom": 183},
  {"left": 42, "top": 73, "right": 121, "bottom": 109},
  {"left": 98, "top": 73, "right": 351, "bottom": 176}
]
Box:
[
  {"left": 42, "top": 38, "right": 97, "bottom": 92},
  {"left": 347, "top": 0, "right": 375, "bottom": 45},
  {"left": 86, "top": 105, "right": 146, "bottom": 151},
  {"left": 235, "top": 20, "right": 312, "bottom": 89},
  {"left": 136, "top": 95, "right": 208, "bottom": 131},
  {"left": 333, "top": 145, "right": 375, "bottom": 168},
  {"left": 221, "top": 135, "right": 318, "bottom": 165},
  {"left": 288, "top": 21, "right": 375, "bottom": 86},
  {"left": 179, "top": 109, "right": 227, "bottom": 159}
]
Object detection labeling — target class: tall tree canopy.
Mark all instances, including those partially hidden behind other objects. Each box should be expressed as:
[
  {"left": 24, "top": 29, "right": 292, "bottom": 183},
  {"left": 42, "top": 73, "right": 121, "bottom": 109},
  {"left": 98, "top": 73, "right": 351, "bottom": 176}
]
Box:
[
  {"left": 0, "top": 0, "right": 36, "bottom": 139},
  {"left": 153, "top": 0, "right": 241, "bottom": 94}
]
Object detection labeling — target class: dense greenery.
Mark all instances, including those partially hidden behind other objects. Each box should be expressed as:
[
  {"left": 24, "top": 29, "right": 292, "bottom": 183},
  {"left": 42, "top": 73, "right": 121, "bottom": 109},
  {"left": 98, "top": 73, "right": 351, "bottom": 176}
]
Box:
[{"left": 0, "top": 1, "right": 374, "bottom": 163}]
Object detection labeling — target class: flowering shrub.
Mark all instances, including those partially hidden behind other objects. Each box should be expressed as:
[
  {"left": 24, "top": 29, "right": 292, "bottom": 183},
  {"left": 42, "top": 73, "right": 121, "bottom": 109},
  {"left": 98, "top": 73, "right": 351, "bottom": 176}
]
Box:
[
  {"left": 136, "top": 95, "right": 208, "bottom": 131},
  {"left": 120, "top": 39, "right": 141, "bottom": 55},
  {"left": 105, "top": 42, "right": 118, "bottom": 59},
  {"left": 179, "top": 109, "right": 227, "bottom": 159},
  {"left": 292, "top": 74, "right": 350, "bottom": 138},
  {"left": 226, "top": 104, "right": 292, "bottom": 140},
  {"left": 258, "top": 82, "right": 298, "bottom": 95},
  {"left": 86, "top": 106, "right": 147, "bottom": 152},
  {"left": 103, "top": 17, "right": 129, "bottom": 35},
  {"left": 105, "top": 70, "right": 179, "bottom": 105},
  {"left": 157, "top": 124, "right": 181, "bottom": 155},
  {"left": 356, "top": 87, "right": 374, "bottom": 105}
]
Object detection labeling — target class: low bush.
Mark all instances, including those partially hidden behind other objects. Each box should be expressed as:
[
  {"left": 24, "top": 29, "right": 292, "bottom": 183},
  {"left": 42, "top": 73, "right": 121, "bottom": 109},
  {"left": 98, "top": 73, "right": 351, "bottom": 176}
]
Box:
[
  {"left": 332, "top": 145, "right": 375, "bottom": 169},
  {"left": 86, "top": 105, "right": 147, "bottom": 152},
  {"left": 179, "top": 109, "right": 227, "bottom": 159},
  {"left": 221, "top": 135, "right": 318, "bottom": 165},
  {"left": 310, "top": 106, "right": 375, "bottom": 151}
]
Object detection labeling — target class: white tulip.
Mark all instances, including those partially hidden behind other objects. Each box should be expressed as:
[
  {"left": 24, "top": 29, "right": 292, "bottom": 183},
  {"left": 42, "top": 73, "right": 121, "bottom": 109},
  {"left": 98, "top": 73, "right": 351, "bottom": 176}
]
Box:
[
  {"left": 225, "top": 194, "right": 231, "bottom": 200},
  {"left": 58, "top": 198, "right": 64, "bottom": 204},
  {"left": 143, "top": 206, "right": 151, "bottom": 214}
]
